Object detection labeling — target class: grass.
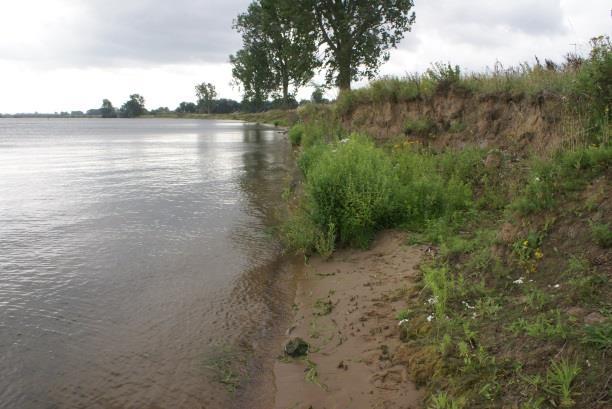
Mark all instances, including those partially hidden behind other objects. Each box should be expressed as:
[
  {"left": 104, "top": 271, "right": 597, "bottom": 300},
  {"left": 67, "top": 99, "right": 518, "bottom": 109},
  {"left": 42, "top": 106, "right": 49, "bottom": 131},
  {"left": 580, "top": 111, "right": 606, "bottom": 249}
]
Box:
[
  {"left": 404, "top": 117, "right": 436, "bottom": 135},
  {"left": 590, "top": 222, "right": 612, "bottom": 248},
  {"left": 582, "top": 322, "right": 612, "bottom": 349},
  {"left": 544, "top": 359, "right": 581, "bottom": 408},
  {"left": 336, "top": 37, "right": 611, "bottom": 132}
]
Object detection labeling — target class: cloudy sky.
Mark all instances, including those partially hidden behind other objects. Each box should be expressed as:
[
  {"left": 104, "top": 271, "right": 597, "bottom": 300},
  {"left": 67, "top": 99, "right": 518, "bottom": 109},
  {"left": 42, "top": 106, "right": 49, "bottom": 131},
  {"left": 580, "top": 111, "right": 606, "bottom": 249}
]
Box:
[{"left": 0, "top": 0, "right": 609, "bottom": 113}]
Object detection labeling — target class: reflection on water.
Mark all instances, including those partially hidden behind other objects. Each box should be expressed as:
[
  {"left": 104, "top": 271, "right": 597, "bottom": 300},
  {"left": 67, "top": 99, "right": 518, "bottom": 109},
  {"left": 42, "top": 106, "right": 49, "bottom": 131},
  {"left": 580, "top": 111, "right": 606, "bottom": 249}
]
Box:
[{"left": 0, "top": 119, "right": 296, "bottom": 409}]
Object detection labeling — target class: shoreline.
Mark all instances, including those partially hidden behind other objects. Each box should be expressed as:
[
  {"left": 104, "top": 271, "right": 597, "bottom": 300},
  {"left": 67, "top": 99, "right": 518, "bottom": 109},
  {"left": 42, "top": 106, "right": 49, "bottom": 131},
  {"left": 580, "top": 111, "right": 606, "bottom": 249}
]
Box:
[{"left": 271, "top": 230, "right": 424, "bottom": 409}]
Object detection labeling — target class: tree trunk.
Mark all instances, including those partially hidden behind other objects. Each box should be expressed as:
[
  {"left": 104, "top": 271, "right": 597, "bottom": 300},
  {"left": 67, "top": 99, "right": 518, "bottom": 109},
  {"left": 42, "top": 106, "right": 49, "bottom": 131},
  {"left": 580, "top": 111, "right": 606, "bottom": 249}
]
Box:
[
  {"left": 337, "top": 44, "right": 352, "bottom": 92},
  {"left": 282, "top": 77, "right": 290, "bottom": 109}
]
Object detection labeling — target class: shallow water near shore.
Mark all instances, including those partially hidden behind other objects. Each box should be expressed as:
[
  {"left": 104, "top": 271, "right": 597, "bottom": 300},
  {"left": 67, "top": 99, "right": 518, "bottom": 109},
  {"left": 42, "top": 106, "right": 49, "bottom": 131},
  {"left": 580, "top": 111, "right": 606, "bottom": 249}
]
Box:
[{"left": 0, "top": 118, "right": 297, "bottom": 409}]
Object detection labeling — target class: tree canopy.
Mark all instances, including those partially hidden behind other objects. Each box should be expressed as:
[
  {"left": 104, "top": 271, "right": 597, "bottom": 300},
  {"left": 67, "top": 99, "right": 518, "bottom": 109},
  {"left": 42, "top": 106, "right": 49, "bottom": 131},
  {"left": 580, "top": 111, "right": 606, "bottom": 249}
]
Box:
[
  {"left": 233, "top": 0, "right": 319, "bottom": 106},
  {"left": 100, "top": 99, "right": 117, "bottom": 118},
  {"left": 296, "top": 0, "right": 415, "bottom": 91},
  {"left": 195, "top": 82, "right": 217, "bottom": 114},
  {"left": 120, "top": 94, "right": 146, "bottom": 118},
  {"left": 232, "top": 0, "right": 416, "bottom": 96},
  {"left": 230, "top": 42, "right": 276, "bottom": 112}
]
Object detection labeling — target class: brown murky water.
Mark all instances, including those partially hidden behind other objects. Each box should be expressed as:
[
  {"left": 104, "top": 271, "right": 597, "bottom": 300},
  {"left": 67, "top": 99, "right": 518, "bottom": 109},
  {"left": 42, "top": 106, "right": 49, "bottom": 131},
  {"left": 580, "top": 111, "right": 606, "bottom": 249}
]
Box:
[{"left": 0, "top": 118, "right": 297, "bottom": 408}]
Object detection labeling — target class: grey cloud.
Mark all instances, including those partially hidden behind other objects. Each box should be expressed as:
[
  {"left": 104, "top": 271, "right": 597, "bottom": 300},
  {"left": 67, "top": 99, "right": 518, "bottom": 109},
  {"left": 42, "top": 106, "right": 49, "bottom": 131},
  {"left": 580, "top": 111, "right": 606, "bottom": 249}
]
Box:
[
  {"left": 4, "top": 0, "right": 251, "bottom": 67},
  {"left": 404, "top": 0, "right": 567, "bottom": 50}
]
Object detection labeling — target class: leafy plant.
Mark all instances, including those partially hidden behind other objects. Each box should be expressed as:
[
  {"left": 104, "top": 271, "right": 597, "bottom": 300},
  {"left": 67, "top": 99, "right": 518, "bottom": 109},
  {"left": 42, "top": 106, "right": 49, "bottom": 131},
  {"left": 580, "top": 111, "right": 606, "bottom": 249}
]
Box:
[
  {"left": 429, "top": 392, "right": 464, "bottom": 409},
  {"left": 591, "top": 222, "right": 612, "bottom": 248},
  {"left": 288, "top": 123, "right": 305, "bottom": 145},
  {"left": 544, "top": 359, "right": 581, "bottom": 408},
  {"left": 423, "top": 265, "right": 453, "bottom": 318},
  {"left": 582, "top": 322, "right": 612, "bottom": 349}
]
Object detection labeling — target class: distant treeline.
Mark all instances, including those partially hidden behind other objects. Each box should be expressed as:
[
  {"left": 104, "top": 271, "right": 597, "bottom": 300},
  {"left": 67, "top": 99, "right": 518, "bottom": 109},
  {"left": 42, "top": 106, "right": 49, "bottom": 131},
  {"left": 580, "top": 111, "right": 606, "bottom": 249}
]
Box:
[{"left": 0, "top": 82, "right": 331, "bottom": 118}]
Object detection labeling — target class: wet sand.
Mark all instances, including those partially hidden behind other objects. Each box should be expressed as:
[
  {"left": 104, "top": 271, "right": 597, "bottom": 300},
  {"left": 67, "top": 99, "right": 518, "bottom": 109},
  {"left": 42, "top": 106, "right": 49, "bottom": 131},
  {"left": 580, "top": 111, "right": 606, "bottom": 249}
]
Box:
[{"left": 273, "top": 231, "right": 424, "bottom": 409}]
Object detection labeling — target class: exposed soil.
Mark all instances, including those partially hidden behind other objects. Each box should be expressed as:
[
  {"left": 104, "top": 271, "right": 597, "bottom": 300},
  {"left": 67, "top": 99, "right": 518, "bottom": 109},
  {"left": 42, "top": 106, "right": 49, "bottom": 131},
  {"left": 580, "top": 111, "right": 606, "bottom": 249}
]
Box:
[
  {"left": 273, "top": 231, "right": 424, "bottom": 409},
  {"left": 344, "top": 90, "right": 576, "bottom": 157}
]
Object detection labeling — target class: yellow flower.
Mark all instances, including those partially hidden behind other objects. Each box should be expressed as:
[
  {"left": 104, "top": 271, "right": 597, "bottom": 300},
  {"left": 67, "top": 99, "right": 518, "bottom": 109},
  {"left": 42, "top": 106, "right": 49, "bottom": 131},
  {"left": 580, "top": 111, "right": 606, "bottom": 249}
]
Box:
[{"left": 534, "top": 249, "right": 543, "bottom": 260}]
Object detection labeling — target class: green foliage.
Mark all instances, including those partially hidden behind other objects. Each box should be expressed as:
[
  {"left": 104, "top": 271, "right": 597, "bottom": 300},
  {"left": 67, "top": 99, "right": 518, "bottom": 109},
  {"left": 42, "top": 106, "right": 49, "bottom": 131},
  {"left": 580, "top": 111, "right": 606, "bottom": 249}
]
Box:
[
  {"left": 544, "top": 359, "right": 581, "bottom": 408},
  {"left": 425, "top": 62, "right": 461, "bottom": 91},
  {"left": 292, "top": 1, "right": 416, "bottom": 90},
  {"left": 511, "top": 144, "right": 612, "bottom": 215},
  {"left": 334, "top": 38, "right": 611, "bottom": 131},
  {"left": 303, "top": 136, "right": 402, "bottom": 247},
  {"left": 590, "top": 222, "right": 612, "bottom": 248},
  {"left": 582, "top": 322, "right": 612, "bottom": 349},
  {"left": 100, "top": 99, "right": 117, "bottom": 118},
  {"left": 509, "top": 310, "right": 569, "bottom": 340},
  {"left": 573, "top": 36, "right": 612, "bottom": 135},
  {"left": 119, "top": 94, "right": 146, "bottom": 118},
  {"left": 233, "top": 0, "right": 318, "bottom": 105},
  {"left": 288, "top": 123, "right": 304, "bottom": 146},
  {"left": 403, "top": 118, "right": 435, "bottom": 135},
  {"left": 428, "top": 392, "right": 464, "bottom": 409},
  {"left": 314, "top": 222, "right": 336, "bottom": 259},
  {"left": 195, "top": 82, "right": 217, "bottom": 114},
  {"left": 422, "top": 265, "right": 453, "bottom": 318},
  {"left": 230, "top": 43, "right": 276, "bottom": 111}
]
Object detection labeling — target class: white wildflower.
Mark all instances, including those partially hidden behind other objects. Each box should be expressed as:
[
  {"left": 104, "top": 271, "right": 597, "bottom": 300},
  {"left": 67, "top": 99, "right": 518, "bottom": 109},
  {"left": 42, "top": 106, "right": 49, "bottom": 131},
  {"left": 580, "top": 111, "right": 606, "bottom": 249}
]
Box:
[
  {"left": 553, "top": 284, "right": 560, "bottom": 288},
  {"left": 462, "top": 301, "right": 475, "bottom": 310},
  {"left": 513, "top": 277, "right": 525, "bottom": 285},
  {"left": 426, "top": 314, "right": 434, "bottom": 322},
  {"left": 427, "top": 296, "right": 438, "bottom": 305},
  {"left": 398, "top": 319, "right": 410, "bottom": 326},
  {"left": 339, "top": 138, "right": 349, "bottom": 144}
]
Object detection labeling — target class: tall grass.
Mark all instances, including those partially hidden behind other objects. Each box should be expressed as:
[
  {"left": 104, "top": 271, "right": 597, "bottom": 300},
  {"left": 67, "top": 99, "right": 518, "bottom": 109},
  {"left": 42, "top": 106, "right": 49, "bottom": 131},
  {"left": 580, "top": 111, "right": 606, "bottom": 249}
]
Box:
[{"left": 336, "top": 36, "right": 611, "bottom": 137}]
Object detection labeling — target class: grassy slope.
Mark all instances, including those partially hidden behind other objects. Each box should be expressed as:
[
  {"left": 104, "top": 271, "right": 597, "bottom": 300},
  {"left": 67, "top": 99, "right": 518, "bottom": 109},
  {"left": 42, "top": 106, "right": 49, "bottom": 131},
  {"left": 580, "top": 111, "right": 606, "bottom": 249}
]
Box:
[{"left": 280, "top": 40, "right": 611, "bottom": 409}]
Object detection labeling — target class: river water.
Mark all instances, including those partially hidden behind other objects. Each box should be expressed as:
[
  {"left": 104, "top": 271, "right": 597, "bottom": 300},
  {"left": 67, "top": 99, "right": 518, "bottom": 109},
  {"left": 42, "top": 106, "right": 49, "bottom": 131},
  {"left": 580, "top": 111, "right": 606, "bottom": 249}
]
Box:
[{"left": 0, "top": 118, "right": 297, "bottom": 409}]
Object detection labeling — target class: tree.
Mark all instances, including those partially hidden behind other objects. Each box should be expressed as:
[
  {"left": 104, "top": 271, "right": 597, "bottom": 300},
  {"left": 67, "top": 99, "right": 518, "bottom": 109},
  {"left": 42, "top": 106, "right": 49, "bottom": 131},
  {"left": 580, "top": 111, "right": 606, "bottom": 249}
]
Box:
[
  {"left": 119, "top": 94, "right": 146, "bottom": 118},
  {"left": 195, "top": 82, "right": 217, "bottom": 114},
  {"left": 213, "top": 99, "right": 241, "bottom": 114},
  {"left": 234, "top": 0, "right": 318, "bottom": 107},
  {"left": 311, "top": 85, "right": 328, "bottom": 103},
  {"left": 100, "top": 99, "right": 117, "bottom": 118},
  {"left": 176, "top": 102, "right": 198, "bottom": 114},
  {"left": 293, "top": 0, "right": 415, "bottom": 91},
  {"left": 230, "top": 43, "right": 276, "bottom": 112},
  {"left": 150, "top": 107, "right": 170, "bottom": 115}
]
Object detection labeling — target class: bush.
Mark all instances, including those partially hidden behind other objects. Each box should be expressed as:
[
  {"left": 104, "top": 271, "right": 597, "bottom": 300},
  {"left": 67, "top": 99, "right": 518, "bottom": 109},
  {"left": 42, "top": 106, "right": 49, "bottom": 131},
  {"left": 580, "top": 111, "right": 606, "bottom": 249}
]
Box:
[
  {"left": 303, "top": 135, "right": 402, "bottom": 247},
  {"left": 288, "top": 123, "right": 304, "bottom": 146}
]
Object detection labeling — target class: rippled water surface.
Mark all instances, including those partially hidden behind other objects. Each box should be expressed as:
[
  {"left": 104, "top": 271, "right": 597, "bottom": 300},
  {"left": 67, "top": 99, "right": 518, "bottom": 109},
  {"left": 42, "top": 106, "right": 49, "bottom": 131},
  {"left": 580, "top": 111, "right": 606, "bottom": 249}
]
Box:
[{"left": 0, "top": 118, "right": 296, "bottom": 408}]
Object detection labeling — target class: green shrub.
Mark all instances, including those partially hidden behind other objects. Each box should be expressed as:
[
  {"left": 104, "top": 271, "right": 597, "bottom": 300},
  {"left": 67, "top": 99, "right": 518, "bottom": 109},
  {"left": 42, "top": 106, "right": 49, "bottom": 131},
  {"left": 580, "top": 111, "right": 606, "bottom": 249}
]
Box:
[
  {"left": 426, "top": 62, "right": 461, "bottom": 91},
  {"left": 288, "top": 123, "right": 304, "bottom": 146},
  {"left": 304, "top": 135, "right": 402, "bottom": 247},
  {"left": 591, "top": 222, "right": 612, "bottom": 248}
]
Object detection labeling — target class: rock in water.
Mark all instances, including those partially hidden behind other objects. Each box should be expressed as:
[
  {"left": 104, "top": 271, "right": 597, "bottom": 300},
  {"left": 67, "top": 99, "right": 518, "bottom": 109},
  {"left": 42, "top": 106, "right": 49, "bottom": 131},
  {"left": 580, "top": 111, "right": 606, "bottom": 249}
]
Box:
[{"left": 285, "top": 337, "right": 309, "bottom": 357}]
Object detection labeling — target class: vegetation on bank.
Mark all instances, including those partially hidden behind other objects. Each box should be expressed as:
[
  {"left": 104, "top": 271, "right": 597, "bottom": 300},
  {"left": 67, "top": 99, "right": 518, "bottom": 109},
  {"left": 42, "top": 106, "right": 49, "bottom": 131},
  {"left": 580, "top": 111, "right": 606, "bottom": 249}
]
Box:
[{"left": 280, "top": 40, "right": 611, "bottom": 408}]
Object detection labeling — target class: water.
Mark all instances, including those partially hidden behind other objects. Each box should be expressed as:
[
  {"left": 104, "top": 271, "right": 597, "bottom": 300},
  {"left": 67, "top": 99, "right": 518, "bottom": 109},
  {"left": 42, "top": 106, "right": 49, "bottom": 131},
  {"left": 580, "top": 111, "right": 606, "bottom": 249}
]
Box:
[{"left": 0, "top": 118, "right": 297, "bottom": 409}]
